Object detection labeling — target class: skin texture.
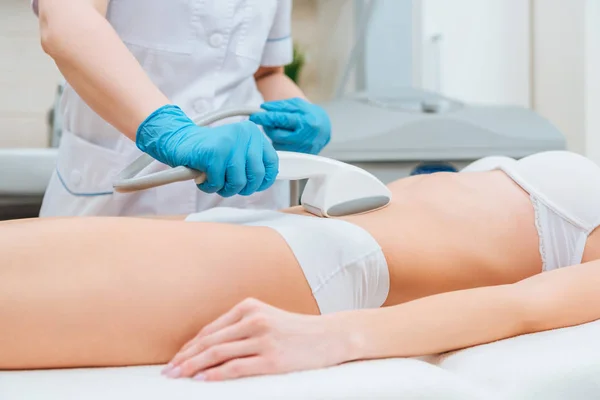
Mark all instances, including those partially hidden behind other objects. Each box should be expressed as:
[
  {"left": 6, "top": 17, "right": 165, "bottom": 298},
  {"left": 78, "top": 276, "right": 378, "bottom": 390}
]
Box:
[
  {"left": 3, "top": 169, "right": 600, "bottom": 375},
  {"left": 254, "top": 66, "right": 308, "bottom": 102}
]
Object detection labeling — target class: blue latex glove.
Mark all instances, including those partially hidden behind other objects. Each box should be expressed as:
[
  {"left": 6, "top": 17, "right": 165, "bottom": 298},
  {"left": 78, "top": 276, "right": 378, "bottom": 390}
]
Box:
[
  {"left": 249, "top": 97, "right": 331, "bottom": 155},
  {"left": 136, "top": 105, "right": 279, "bottom": 197}
]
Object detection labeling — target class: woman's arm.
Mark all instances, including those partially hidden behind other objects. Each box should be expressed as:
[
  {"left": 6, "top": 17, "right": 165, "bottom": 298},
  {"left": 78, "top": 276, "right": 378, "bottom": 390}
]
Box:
[
  {"left": 39, "top": 0, "right": 169, "bottom": 138},
  {"left": 349, "top": 259, "right": 600, "bottom": 361},
  {"left": 168, "top": 259, "right": 600, "bottom": 381},
  {"left": 255, "top": 66, "right": 307, "bottom": 101}
]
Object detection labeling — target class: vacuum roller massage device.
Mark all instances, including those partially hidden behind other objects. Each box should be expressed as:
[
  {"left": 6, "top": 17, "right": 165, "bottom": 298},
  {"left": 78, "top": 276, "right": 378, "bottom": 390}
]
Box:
[{"left": 113, "top": 108, "right": 392, "bottom": 217}]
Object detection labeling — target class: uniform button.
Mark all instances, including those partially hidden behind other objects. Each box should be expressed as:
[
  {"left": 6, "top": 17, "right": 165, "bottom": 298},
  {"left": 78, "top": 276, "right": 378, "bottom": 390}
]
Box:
[
  {"left": 209, "top": 33, "right": 224, "bottom": 48},
  {"left": 70, "top": 170, "right": 82, "bottom": 186}
]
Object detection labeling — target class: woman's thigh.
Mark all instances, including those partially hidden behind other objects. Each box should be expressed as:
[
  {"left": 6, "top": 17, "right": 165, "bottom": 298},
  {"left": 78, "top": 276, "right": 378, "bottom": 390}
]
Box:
[{"left": 0, "top": 217, "right": 318, "bottom": 369}]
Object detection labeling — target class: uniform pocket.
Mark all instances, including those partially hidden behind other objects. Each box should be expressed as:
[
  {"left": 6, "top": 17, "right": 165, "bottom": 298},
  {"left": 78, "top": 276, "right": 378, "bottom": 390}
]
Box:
[
  {"left": 40, "top": 130, "right": 140, "bottom": 217},
  {"left": 55, "top": 130, "right": 131, "bottom": 196},
  {"left": 39, "top": 132, "right": 122, "bottom": 216},
  {"left": 108, "top": 0, "right": 194, "bottom": 54}
]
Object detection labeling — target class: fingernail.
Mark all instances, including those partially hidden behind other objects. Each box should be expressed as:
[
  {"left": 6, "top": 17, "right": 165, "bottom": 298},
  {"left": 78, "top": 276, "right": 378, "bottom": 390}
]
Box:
[
  {"left": 161, "top": 363, "right": 174, "bottom": 375},
  {"left": 193, "top": 373, "right": 206, "bottom": 381},
  {"left": 166, "top": 366, "right": 182, "bottom": 379}
]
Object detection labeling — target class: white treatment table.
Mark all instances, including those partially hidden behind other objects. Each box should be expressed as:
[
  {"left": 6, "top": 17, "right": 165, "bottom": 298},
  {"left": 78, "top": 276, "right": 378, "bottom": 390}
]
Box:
[{"left": 2, "top": 319, "right": 600, "bottom": 400}]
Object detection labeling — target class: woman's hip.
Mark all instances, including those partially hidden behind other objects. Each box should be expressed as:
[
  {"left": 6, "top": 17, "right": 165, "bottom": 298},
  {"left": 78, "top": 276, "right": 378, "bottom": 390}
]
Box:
[{"left": 187, "top": 208, "right": 390, "bottom": 314}]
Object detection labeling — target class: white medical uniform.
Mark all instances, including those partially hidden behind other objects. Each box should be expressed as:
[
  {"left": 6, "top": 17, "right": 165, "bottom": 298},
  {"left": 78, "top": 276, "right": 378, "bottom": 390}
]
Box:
[{"left": 35, "top": 0, "right": 293, "bottom": 216}]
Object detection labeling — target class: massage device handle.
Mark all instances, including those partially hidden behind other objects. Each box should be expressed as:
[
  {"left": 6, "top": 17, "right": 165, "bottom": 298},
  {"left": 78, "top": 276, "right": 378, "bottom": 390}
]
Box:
[
  {"left": 113, "top": 108, "right": 340, "bottom": 193},
  {"left": 114, "top": 107, "right": 262, "bottom": 193},
  {"left": 113, "top": 151, "right": 345, "bottom": 193}
]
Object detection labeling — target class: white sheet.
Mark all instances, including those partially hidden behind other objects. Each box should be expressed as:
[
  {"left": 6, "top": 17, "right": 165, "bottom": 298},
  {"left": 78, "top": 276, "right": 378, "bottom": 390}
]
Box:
[
  {"left": 436, "top": 319, "right": 600, "bottom": 399},
  {"left": 2, "top": 320, "right": 600, "bottom": 400}
]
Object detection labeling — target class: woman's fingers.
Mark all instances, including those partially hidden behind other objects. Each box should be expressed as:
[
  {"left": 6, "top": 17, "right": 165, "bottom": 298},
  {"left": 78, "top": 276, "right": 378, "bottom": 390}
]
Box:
[
  {"left": 178, "top": 298, "right": 264, "bottom": 354},
  {"left": 162, "top": 299, "right": 343, "bottom": 382},
  {"left": 170, "top": 317, "right": 257, "bottom": 366},
  {"left": 200, "top": 356, "right": 273, "bottom": 381},
  {"left": 178, "top": 306, "right": 243, "bottom": 353},
  {"left": 176, "top": 339, "right": 262, "bottom": 379}
]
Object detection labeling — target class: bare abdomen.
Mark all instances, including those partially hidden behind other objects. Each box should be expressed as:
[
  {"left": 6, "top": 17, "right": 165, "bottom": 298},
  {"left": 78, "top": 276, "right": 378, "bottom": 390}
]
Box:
[{"left": 345, "top": 171, "right": 543, "bottom": 306}]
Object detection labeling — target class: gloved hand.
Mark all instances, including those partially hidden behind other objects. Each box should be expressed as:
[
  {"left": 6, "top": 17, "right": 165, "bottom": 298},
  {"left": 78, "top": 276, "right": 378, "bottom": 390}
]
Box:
[
  {"left": 136, "top": 105, "right": 279, "bottom": 197},
  {"left": 249, "top": 97, "right": 331, "bottom": 155}
]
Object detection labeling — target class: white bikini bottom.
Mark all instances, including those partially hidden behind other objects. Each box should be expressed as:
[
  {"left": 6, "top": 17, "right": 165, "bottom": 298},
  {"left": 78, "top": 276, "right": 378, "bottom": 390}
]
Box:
[{"left": 185, "top": 208, "right": 390, "bottom": 314}]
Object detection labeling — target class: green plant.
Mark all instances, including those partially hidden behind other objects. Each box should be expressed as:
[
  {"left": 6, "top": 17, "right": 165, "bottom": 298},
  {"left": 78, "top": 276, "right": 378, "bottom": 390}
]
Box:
[{"left": 284, "top": 43, "right": 306, "bottom": 84}]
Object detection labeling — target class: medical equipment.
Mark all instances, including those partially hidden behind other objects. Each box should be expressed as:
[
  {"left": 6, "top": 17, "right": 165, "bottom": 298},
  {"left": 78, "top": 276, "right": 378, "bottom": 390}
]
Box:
[
  {"left": 318, "top": 88, "right": 567, "bottom": 183},
  {"left": 47, "top": 80, "right": 65, "bottom": 148},
  {"left": 0, "top": 148, "right": 57, "bottom": 220},
  {"left": 324, "top": 0, "right": 566, "bottom": 181},
  {"left": 113, "top": 108, "right": 392, "bottom": 218}
]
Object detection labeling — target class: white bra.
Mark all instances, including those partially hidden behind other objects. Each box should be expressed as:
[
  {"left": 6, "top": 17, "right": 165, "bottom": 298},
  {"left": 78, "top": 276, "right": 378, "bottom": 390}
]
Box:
[{"left": 463, "top": 151, "right": 600, "bottom": 271}]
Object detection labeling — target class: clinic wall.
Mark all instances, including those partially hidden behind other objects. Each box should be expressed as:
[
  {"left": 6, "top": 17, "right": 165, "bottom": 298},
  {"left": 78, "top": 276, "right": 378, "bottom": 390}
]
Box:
[
  {"left": 418, "top": 0, "right": 592, "bottom": 157},
  {"left": 291, "top": 0, "right": 355, "bottom": 102},
  {"left": 363, "top": 0, "right": 414, "bottom": 92},
  {"left": 419, "top": 0, "right": 531, "bottom": 108},
  {"left": 302, "top": 0, "right": 535, "bottom": 106},
  {"left": 532, "top": 0, "right": 586, "bottom": 155},
  {"left": 0, "top": 0, "right": 61, "bottom": 148},
  {"left": 585, "top": 0, "right": 600, "bottom": 164}
]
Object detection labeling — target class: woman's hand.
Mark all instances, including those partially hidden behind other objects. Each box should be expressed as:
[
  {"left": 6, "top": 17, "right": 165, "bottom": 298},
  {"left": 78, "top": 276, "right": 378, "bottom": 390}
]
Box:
[
  {"left": 249, "top": 98, "right": 331, "bottom": 155},
  {"left": 161, "top": 298, "right": 355, "bottom": 381}
]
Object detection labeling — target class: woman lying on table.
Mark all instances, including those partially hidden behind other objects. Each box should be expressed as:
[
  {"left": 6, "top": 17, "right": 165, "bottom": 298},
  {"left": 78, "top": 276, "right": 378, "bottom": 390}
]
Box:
[{"left": 2, "top": 151, "right": 600, "bottom": 382}]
